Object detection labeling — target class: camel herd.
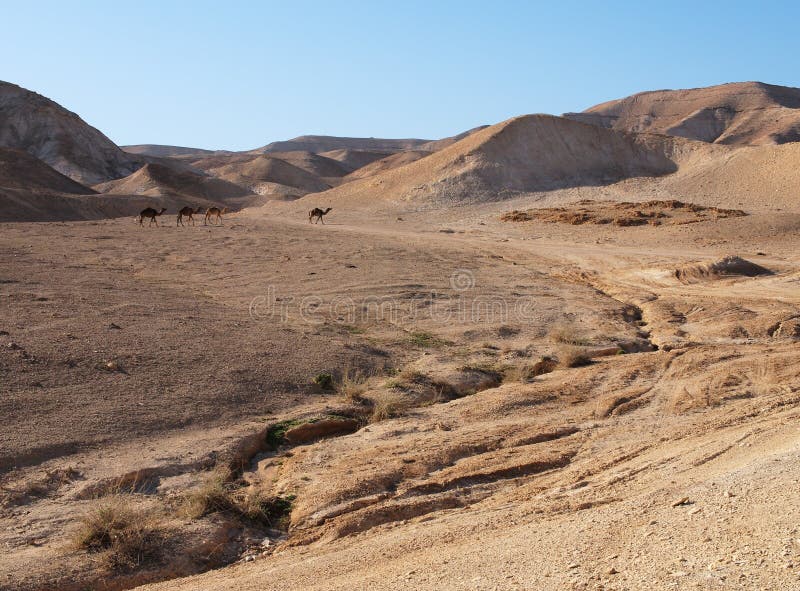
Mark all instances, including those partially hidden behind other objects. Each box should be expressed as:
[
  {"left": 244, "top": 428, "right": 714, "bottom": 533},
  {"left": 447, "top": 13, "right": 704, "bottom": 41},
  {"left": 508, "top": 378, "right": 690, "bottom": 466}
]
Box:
[
  {"left": 137, "top": 206, "right": 229, "bottom": 227},
  {"left": 138, "top": 206, "right": 333, "bottom": 227}
]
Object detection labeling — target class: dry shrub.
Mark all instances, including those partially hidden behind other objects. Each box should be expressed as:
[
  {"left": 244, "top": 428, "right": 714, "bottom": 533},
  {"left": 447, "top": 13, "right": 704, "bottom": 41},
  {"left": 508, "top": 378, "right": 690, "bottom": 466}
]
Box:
[
  {"left": 180, "top": 468, "right": 237, "bottom": 520},
  {"left": 506, "top": 356, "right": 558, "bottom": 382},
  {"left": 750, "top": 360, "right": 791, "bottom": 397},
  {"left": 557, "top": 345, "right": 592, "bottom": 368},
  {"left": 338, "top": 369, "right": 369, "bottom": 404},
  {"left": 548, "top": 323, "right": 590, "bottom": 346},
  {"left": 370, "top": 391, "right": 411, "bottom": 423},
  {"left": 181, "top": 469, "right": 295, "bottom": 529},
  {"left": 74, "top": 499, "right": 165, "bottom": 571}
]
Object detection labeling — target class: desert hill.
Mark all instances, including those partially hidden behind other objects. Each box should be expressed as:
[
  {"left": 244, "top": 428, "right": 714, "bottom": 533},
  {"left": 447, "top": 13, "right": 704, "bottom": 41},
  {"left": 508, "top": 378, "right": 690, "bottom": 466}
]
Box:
[
  {"left": 203, "top": 154, "right": 331, "bottom": 196},
  {"left": 0, "top": 147, "right": 100, "bottom": 222},
  {"left": 416, "top": 125, "right": 491, "bottom": 152},
  {"left": 253, "top": 134, "right": 430, "bottom": 154},
  {"left": 343, "top": 149, "right": 431, "bottom": 180},
  {"left": 94, "top": 162, "right": 251, "bottom": 203},
  {"left": 0, "top": 81, "right": 141, "bottom": 184},
  {"left": 0, "top": 147, "right": 94, "bottom": 194},
  {"left": 565, "top": 81, "right": 800, "bottom": 145},
  {"left": 317, "top": 148, "right": 395, "bottom": 171},
  {"left": 311, "top": 114, "right": 687, "bottom": 206}
]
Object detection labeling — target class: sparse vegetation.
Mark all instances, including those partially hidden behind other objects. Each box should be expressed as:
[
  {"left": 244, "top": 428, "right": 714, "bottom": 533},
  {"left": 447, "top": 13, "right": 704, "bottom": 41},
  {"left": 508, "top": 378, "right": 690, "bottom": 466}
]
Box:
[
  {"left": 557, "top": 345, "right": 592, "bottom": 368},
  {"left": 408, "top": 330, "right": 449, "bottom": 348},
  {"left": 313, "top": 372, "right": 334, "bottom": 391},
  {"left": 337, "top": 368, "right": 369, "bottom": 403},
  {"left": 74, "top": 499, "right": 165, "bottom": 571},
  {"left": 180, "top": 467, "right": 238, "bottom": 519},
  {"left": 1, "top": 466, "right": 81, "bottom": 506},
  {"left": 181, "top": 468, "right": 296, "bottom": 528},
  {"left": 370, "top": 391, "right": 411, "bottom": 422},
  {"left": 505, "top": 356, "right": 558, "bottom": 382},
  {"left": 265, "top": 419, "right": 308, "bottom": 449},
  {"left": 549, "top": 323, "right": 591, "bottom": 346}
]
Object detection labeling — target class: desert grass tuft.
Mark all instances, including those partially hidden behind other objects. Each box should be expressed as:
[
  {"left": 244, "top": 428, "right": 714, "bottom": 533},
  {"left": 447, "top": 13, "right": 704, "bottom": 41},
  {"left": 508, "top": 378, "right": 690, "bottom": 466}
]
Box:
[
  {"left": 74, "top": 498, "right": 165, "bottom": 571},
  {"left": 369, "top": 391, "right": 411, "bottom": 422},
  {"left": 337, "top": 368, "right": 370, "bottom": 404},
  {"left": 557, "top": 345, "right": 592, "bottom": 368},
  {"left": 549, "top": 323, "right": 591, "bottom": 346},
  {"left": 180, "top": 467, "right": 238, "bottom": 520}
]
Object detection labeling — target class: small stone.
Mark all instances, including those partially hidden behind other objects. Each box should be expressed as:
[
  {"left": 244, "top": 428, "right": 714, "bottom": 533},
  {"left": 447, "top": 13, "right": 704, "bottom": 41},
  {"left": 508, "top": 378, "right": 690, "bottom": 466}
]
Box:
[
  {"left": 607, "top": 567, "right": 619, "bottom": 575},
  {"left": 244, "top": 555, "right": 255, "bottom": 562},
  {"left": 108, "top": 323, "right": 122, "bottom": 330},
  {"left": 7, "top": 342, "right": 21, "bottom": 350},
  {"left": 568, "top": 563, "right": 580, "bottom": 569},
  {"left": 672, "top": 497, "right": 691, "bottom": 507}
]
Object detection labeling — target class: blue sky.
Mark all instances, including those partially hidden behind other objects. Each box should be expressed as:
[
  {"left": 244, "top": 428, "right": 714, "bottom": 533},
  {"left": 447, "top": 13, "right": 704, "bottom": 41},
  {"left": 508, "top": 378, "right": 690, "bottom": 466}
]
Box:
[{"left": 2, "top": 0, "right": 798, "bottom": 150}]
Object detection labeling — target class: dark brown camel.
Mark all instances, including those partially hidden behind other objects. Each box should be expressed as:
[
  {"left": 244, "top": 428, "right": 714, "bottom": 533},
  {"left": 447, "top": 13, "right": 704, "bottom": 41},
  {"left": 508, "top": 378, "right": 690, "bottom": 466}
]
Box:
[
  {"left": 308, "top": 207, "right": 332, "bottom": 224},
  {"left": 139, "top": 207, "right": 167, "bottom": 227}
]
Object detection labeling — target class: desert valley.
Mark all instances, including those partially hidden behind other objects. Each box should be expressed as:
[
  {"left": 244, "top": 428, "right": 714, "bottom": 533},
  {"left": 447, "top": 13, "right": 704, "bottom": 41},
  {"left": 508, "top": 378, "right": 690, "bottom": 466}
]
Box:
[{"left": 2, "top": 79, "right": 800, "bottom": 591}]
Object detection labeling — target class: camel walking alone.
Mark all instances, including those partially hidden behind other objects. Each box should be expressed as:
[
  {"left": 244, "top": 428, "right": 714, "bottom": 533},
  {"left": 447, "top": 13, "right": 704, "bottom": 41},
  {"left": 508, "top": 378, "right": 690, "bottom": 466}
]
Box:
[
  {"left": 204, "top": 207, "right": 229, "bottom": 226},
  {"left": 308, "top": 207, "right": 332, "bottom": 224},
  {"left": 139, "top": 207, "right": 167, "bottom": 227},
  {"left": 177, "top": 206, "right": 204, "bottom": 227}
]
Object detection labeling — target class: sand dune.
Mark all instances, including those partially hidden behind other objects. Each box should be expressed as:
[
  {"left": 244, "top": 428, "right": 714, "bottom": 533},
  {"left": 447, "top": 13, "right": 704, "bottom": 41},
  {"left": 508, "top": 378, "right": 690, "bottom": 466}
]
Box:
[{"left": 565, "top": 81, "right": 800, "bottom": 145}]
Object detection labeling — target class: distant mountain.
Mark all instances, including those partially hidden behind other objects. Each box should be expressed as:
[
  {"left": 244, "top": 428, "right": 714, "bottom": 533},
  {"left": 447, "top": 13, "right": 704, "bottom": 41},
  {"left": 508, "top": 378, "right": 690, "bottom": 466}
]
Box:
[
  {"left": 122, "top": 144, "right": 232, "bottom": 158},
  {"left": 0, "top": 81, "right": 141, "bottom": 184},
  {"left": 564, "top": 82, "right": 800, "bottom": 145},
  {"left": 252, "top": 135, "right": 430, "bottom": 154}
]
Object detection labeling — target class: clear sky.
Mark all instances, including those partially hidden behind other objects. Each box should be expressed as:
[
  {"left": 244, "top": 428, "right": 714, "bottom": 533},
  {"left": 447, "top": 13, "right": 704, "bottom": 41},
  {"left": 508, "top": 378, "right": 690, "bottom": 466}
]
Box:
[{"left": 2, "top": 0, "right": 798, "bottom": 150}]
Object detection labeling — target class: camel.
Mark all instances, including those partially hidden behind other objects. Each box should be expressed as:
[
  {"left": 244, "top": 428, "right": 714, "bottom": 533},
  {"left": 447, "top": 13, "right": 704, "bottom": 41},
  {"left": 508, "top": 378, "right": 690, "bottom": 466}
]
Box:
[
  {"left": 139, "top": 207, "right": 167, "bottom": 227},
  {"left": 308, "top": 207, "right": 332, "bottom": 224},
  {"left": 177, "top": 206, "right": 204, "bottom": 227},
  {"left": 204, "top": 207, "right": 229, "bottom": 226}
]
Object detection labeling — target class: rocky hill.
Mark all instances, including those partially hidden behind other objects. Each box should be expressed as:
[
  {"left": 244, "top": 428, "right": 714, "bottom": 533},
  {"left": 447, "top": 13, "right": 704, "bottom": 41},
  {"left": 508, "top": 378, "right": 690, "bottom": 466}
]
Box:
[{"left": 0, "top": 81, "right": 141, "bottom": 184}]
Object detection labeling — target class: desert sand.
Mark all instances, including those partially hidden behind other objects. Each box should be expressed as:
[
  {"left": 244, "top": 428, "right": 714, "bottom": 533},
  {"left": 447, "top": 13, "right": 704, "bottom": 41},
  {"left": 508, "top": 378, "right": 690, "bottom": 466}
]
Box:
[{"left": 2, "top": 81, "right": 800, "bottom": 591}]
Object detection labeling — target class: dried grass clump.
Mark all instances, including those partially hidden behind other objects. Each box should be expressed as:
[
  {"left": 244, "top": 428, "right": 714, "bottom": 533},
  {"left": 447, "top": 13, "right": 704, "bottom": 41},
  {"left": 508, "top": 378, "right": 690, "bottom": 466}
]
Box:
[
  {"left": 338, "top": 369, "right": 369, "bottom": 404},
  {"left": 74, "top": 499, "right": 165, "bottom": 571},
  {"left": 180, "top": 468, "right": 237, "bottom": 520},
  {"left": 548, "top": 323, "right": 590, "bottom": 346},
  {"left": 370, "top": 391, "right": 411, "bottom": 423},
  {"left": 557, "top": 345, "right": 592, "bottom": 368}
]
